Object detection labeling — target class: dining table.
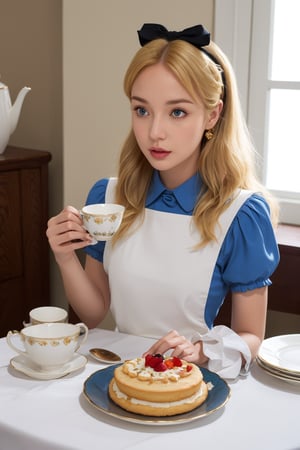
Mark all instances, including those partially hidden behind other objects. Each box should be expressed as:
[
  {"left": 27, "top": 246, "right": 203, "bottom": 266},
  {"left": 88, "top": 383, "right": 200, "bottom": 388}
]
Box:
[{"left": 0, "top": 327, "right": 299, "bottom": 450}]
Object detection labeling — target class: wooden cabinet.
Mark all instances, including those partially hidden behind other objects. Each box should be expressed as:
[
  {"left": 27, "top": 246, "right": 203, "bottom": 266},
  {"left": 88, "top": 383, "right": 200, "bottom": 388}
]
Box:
[{"left": 0, "top": 146, "right": 51, "bottom": 337}]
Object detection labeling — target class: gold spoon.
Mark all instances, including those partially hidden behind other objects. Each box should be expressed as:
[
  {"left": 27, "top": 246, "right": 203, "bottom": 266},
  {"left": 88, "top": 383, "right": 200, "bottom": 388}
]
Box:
[{"left": 89, "top": 348, "right": 122, "bottom": 364}]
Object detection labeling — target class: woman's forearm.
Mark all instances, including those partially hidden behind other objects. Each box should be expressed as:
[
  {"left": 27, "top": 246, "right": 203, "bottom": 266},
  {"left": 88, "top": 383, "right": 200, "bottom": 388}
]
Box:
[{"left": 57, "top": 254, "right": 109, "bottom": 328}]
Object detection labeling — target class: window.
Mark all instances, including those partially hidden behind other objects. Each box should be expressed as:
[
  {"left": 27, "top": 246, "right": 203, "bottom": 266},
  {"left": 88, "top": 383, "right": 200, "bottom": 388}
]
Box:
[{"left": 215, "top": 0, "right": 300, "bottom": 225}]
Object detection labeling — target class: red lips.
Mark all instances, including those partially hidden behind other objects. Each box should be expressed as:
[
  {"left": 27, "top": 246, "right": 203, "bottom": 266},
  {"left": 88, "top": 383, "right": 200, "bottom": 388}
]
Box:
[{"left": 150, "top": 147, "right": 171, "bottom": 159}]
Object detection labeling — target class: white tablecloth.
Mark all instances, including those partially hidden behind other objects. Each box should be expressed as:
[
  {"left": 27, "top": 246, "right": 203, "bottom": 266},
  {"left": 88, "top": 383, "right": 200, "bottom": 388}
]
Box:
[{"left": 0, "top": 328, "right": 299, "bottom": 450}]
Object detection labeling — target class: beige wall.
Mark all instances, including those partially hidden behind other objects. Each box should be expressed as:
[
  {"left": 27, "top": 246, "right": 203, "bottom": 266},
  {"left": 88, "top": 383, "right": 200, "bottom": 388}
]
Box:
[
  {"left": 1, "top": 0, "right": 297, "bottom": 334},
  {"left": 0, "top": 0, "right": 213, "bottom": 323},
  {"left": 63, "top": 0, "right": 214, "bottom": 208},
  {"left": 0, "top": 0, "right": 64, "bottom": 308},
  {"left": 0, "top": 0, "right": 62, "bottom": 212}
]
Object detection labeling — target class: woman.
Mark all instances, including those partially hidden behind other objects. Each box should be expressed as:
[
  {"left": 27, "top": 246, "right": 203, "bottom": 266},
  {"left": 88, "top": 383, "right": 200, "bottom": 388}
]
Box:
[{"left": 47, "top": 24, "right": 279, "bottom": 378}]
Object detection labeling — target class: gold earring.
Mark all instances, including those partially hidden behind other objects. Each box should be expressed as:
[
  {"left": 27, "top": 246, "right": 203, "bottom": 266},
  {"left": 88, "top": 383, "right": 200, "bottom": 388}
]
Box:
[{"left": 205, "top": 129, "right": 214, "bottom": 140}]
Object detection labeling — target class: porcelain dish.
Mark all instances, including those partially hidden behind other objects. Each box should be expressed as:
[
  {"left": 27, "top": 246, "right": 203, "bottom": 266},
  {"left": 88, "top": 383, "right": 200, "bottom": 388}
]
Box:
[
  {"left": 10, "top": 353, "right": 87, "bottom": 380},
  {"left": 257, "top": 334, "right": 300, "bottom": 383},
  {"left": 256, "top": 357, "right": 300, "bottom": 385},
  {"left": 83, "top": 364, "right": 230, "bottom": 426}
]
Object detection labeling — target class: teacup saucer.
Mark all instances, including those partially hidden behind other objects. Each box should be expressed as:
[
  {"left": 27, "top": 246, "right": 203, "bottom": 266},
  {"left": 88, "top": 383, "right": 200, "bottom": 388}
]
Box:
[{"left": 10, "top": 353, "right": 87, "bottom": 380}]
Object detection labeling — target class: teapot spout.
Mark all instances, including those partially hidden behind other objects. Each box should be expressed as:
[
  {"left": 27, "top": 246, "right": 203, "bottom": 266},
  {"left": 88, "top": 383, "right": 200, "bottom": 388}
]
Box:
[{"left": 10, "top": 86, "right": 31, "bottom": 135}]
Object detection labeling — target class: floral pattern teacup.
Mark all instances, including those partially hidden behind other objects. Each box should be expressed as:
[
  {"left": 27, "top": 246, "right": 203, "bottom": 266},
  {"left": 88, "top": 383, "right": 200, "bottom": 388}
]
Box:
[{"left": 81, "top": 203, "right": 125, "bottom": 242}]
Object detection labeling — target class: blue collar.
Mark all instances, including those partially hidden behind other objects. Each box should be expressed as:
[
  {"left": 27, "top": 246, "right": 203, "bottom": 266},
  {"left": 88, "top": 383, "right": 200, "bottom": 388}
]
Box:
[{"left": 146, "top": 171, "right": 203, "bottom": 213}]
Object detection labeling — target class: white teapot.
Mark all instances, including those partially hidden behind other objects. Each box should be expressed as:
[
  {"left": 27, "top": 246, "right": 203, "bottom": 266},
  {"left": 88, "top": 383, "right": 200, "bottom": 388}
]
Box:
[{"left": 0, "top": 81, "right": 31, "bottom": 154}]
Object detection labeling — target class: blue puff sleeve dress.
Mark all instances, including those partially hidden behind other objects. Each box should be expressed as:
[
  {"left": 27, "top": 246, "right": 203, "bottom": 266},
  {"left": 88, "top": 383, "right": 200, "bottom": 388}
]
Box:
[{"left": 84, "top": 171, "right": 279, "bottom": 378}]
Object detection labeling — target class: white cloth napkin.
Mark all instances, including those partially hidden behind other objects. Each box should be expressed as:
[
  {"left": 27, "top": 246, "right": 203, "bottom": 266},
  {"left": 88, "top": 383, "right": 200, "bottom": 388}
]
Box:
[{"left": 193, "top": 325, "right": 252, "bottom": 379}]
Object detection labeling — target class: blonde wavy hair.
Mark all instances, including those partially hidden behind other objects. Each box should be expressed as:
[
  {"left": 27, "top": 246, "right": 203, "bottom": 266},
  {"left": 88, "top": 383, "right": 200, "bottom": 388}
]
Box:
[{"left": 113, "top": 38, "right": 278, "bottom": 246}]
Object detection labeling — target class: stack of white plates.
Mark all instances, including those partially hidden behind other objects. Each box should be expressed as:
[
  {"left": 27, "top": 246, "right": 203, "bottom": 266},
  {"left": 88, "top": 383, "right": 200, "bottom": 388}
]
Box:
[{"left": 257, "top": 334, "right": 300, "bottom": 384}]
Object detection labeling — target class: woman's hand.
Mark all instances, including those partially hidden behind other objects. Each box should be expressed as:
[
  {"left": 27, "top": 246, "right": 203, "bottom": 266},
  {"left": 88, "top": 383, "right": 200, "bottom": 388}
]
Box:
[
  {"left": 142, "top": 330, "right": 208, "bottom": 365},
  {"left": 46, "top": 206, "right": 93, "bottom": 262}
]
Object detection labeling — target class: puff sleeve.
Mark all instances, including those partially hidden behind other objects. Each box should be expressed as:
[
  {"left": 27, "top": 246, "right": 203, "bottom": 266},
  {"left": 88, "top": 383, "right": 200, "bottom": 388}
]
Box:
[
  {"left": 201, "top": 194, "right": 279, "bottom": 379},
  {"left": 219, "top": 194, "right": 279, "bottom": 292}
]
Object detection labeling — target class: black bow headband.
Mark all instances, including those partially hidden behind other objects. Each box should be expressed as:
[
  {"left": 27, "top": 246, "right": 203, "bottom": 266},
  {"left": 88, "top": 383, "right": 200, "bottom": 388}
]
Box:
[
  {"left": 137, "top": 23, "right": 226, "bottom": 102},
  {"left": 138, "top": 24, "right": 210, "bottom": 50}
]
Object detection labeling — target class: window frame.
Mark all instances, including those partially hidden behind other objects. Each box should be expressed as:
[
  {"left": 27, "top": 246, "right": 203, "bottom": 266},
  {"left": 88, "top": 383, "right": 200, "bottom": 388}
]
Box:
[{"left": 214, "top": 0, "right": 300, "bottom": 225}]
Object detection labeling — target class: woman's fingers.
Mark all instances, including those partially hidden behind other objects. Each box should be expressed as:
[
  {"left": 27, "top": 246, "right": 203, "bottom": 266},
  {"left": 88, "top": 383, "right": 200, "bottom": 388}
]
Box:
[
  {"left": 46, "top": 206, "right": 92, "bottom": 253},
  {"left": 143, "top": 330, "right": 196, "bottom": 360}
]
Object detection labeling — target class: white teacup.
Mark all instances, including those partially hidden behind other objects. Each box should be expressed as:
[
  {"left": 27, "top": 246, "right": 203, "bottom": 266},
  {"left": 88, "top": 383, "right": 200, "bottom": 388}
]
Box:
[
  {"left": 81, "top": 203, "right": 125, "bottom": 242},
  {"left": 7, "top": 322, "right": 88, "bottom": 370},
  {"left": 25, "top": 306, "right": 68, "bottom": 326}
]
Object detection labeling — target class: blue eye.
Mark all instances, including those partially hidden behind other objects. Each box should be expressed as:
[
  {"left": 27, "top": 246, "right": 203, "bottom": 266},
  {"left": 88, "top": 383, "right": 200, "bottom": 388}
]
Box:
[
  {"left": 135, "top": 106, "right": 148, "bottom": 117},
  {"left": 172, "top": 109, "right": 186, "bottom": 118}
]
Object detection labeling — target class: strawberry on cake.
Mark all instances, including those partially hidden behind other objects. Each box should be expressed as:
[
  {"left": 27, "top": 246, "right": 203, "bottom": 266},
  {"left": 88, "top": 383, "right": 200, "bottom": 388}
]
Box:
[{"left": 108, "top": 354, "right": 208, "bottom": 416}]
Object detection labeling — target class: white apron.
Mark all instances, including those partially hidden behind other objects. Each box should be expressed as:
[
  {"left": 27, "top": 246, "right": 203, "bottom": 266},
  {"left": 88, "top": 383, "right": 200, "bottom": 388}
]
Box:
[{"left": 103, "top": 178, "right": 253, "bottom": 343}]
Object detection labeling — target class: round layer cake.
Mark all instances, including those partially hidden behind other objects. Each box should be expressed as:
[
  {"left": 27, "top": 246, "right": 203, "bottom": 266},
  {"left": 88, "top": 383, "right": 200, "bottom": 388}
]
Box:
[{"left": 108, "top": 354, "right": 208, "bottom": 416}]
